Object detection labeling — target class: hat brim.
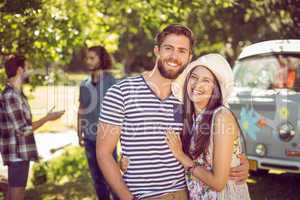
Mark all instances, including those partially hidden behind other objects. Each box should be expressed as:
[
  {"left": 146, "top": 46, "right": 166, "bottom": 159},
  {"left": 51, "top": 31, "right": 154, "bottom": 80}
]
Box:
[{"left": 171, "top": 53, "right": 234, "bottom": 105}]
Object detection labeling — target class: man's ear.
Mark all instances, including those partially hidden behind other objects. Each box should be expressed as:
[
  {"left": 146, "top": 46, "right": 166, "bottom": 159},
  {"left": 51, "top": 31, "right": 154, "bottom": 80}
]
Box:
[
  {"left": 154, "top": 45, "right": 160, "bottom": 58},
  {"left": 188, "top": 53, "right": 193, "bottom": 63}
]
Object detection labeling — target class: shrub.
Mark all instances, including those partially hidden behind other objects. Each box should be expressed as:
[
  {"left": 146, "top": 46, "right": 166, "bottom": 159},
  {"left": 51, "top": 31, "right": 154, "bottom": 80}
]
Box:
[{"left": 31, "top": 146, "right": 90, "bottom": 186}]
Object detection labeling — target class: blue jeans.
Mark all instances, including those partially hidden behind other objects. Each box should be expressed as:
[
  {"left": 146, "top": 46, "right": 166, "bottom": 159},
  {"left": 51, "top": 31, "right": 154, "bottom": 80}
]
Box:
[
  {"left": 8, "top": 161, "right": 30, "bottom": 187},
  {"left": 84, "top": 139, "right": 118, "bottom": 200}
]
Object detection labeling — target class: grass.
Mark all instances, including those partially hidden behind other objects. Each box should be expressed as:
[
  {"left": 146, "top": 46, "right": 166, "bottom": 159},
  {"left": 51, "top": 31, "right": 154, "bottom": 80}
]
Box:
[
  {"left": 24, "top": 167, "right": 300, "bottom": 200},
  {"left": 25, "top": 146, "right": 97, "bottom": 200},
  {"left": 247, "top": 172, "right": 300, "bottom": 200},
  {"left": 26, "top": 176, "right": 96, "bottom": 200}
]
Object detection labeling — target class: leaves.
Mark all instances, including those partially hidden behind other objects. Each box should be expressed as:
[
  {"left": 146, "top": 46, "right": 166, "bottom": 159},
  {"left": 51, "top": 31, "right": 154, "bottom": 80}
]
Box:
[{"left": 0, "top": 0, "right": 298, "bottom": 87}]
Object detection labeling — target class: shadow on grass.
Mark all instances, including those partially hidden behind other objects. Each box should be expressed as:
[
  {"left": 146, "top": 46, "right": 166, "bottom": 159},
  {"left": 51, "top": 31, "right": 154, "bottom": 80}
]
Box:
[
  {"left": 25, "top": 176, "right": 96, "bottom": 200},
  {"left": 248, "top": 172, "right": 300, "bottom": 200}
]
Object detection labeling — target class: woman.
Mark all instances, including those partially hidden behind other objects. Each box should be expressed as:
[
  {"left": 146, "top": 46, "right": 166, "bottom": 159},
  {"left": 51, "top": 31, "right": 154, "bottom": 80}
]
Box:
[{"left": 167, "top": 53, "right": 251, "bottom": 199}]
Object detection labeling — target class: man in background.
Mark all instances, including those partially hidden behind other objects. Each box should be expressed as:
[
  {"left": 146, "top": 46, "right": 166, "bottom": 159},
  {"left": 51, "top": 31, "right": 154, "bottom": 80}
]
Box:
[
  {"left": 0, "top": 55, "right": 64, "bottom": 200},
  {"left": 77, "top": 45, "right": 118, "bottom": 200}
]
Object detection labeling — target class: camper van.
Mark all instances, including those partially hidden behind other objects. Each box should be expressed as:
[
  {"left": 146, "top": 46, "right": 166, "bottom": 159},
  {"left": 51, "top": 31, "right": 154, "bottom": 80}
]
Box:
[{"left": 229, "top": 40, "right": 300, "bottom": 174}]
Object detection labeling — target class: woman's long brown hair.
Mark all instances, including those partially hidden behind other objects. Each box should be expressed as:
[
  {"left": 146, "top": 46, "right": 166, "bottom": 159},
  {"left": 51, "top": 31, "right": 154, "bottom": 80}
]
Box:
[{"left": 181, "top": 67, "right": 223, "bottom": 159}]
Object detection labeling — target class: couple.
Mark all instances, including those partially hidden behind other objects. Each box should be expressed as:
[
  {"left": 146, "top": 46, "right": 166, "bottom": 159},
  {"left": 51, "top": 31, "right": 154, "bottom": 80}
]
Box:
[{"left": 96, "top": 24, "right": 250, "bottom": 199}]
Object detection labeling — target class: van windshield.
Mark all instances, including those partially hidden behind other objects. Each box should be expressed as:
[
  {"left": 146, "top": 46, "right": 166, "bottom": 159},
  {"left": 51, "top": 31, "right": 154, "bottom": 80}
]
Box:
[{"left": 233, "top": 54, "right": 300, "bottom": 91}]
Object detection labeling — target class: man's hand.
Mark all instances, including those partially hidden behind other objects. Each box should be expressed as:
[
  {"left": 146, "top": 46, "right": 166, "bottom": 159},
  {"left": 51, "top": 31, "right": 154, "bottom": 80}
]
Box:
[
  {"left": 46, "top": 110, "right": 65, "bottom": 121},
  {"left": 32, "top": 110, "right": 65, "bottom": 131},
  {"left": 229, "top": 154, "right": 250, "bottom": 184}
]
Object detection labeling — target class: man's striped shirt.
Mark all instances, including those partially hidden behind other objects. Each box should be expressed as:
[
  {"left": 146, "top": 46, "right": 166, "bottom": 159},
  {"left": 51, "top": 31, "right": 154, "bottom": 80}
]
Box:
[{"left": 99, "top": 75, "right": 186, "bottom": 199}]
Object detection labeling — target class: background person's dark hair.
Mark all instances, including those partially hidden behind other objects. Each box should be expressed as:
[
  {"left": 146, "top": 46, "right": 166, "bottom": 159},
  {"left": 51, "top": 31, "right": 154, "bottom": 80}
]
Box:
[
  {"left": 155, "top": 24, "right": 195, "bottom": 52},
  {"left": 4, "top": 55, "right": 26, "bottom": 78},
  {"left": 88, "top": 45, "right": 113, "bottom": 70},
  {"left": 181, "top": 67, "right": 223, "bottom": 159}
]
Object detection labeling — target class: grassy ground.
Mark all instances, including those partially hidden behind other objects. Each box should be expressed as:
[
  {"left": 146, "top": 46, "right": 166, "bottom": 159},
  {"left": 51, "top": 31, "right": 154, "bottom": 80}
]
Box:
[
  {"left": 25, "top": 176, "right": 96, "bottom": 200},
  {"left": 248, "top": 172, "right": 300, "bottom": 200},
  {"left": 25, "top": 147, "right": 97, "bottom": 200},
  {"left": 22, "top": 171, "right": 300, "bottom": 200},
  {"left": 21, "top": 170, "right": 300, "bottom": 200}
]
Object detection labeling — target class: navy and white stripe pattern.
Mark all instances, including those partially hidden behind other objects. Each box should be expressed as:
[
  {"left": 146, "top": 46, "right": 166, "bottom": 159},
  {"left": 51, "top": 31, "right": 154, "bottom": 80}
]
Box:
[{"left": 99, "top": 75, "right": 186, "bottom": 199}]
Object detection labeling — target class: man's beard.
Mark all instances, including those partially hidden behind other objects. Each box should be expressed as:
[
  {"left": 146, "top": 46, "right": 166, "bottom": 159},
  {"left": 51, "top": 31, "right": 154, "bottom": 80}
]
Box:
[
  {"left": 86, "top": 63, "right": 100, "bottom": 72},
  {"left": 157, "top": 59, "right": 187, "bottom": 80},
  {"left": 87, "top": 67, "right": 99, "bottom": 72}
]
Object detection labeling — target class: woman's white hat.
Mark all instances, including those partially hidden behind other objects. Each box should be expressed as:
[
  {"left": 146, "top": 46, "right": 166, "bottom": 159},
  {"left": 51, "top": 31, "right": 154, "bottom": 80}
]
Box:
[{"left": 171, "top": 53, "right": 234, "bottom": 105}]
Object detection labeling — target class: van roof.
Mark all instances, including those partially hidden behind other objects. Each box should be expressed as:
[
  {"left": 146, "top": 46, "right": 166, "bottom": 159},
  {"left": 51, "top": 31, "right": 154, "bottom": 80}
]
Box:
[{"left": 238, "top": 39, "right": 300, "bottom": 60}]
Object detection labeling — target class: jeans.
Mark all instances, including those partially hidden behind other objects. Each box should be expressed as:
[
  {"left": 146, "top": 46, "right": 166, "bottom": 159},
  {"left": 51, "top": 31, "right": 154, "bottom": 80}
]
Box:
[
  {"left": 8, "top": 161, "right": 30, "bottom": 187},
  {"left": 84, "top": 139, "right": 118, "bottom": 200}
]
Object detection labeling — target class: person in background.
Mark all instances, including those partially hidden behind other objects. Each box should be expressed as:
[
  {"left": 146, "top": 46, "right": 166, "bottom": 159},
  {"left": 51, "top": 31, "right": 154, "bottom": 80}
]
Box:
[
  {"left": 77, "top": 45, "right": 118, "bottom": 200},
  {"left": 0, "top": 55, "right": 64, "bottom": 200}
]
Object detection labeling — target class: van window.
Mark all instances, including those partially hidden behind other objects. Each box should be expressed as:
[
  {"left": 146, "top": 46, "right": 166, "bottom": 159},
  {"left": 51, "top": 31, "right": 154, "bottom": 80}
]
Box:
[{"left": 234, "top": 54, "right": 300, "bottom": 91}]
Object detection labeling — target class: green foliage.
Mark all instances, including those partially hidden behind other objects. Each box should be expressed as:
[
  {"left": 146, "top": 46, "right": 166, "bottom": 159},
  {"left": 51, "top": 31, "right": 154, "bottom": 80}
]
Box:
[
  {"left": 0, "top": 68, "right": 5, "bottom": 92},
  {"left": 31, "top": 147, "right": 89, "bottom": 186},
  {"left": 27, "top": 146, "right": 95, "bottom": 200},
  {"left": 186, "top": 0, "right": 298, "bottom": 60},
  {"left": 31, "top": 161, "right": 48, "bottom": 186},
  {"left": 1, "top": 0, "right": 298, "bottom": 87}
]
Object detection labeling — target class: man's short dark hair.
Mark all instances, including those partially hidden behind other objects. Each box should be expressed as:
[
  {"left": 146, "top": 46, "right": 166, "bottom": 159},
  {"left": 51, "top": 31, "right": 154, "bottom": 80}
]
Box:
[
  {"left": 4, "top": 55, "right": 26, "bottom": 78},
  {"left": 155, "top": 24, "right": 195, "bottom": 51},
  {"left": 88, "top": 45, "right": 113, "bottom": 70}
]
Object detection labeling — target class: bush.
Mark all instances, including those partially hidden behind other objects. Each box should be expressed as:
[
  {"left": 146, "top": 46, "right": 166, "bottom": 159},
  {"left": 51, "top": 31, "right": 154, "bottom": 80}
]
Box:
[
  {"left": 31, "top": 162, "right": 48, "bottom": 186},
  {"left": 31, "top": 146, "right": 89, "bottom": 186}
]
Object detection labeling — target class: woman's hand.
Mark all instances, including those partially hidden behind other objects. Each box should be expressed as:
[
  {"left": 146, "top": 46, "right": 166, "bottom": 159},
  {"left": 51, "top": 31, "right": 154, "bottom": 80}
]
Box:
[
  {"left": 119, "top": 155, "right": 129, "bottom": 173},
  {"left": 165, "top": 129, "right": 185, "bottom": 161}
]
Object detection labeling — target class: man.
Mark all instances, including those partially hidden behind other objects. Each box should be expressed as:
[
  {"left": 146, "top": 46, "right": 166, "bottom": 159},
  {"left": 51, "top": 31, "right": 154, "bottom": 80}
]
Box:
[
  {"left": 77, "top": 45, "right": 117, "bottom": 200},
  {"left": 0, "top": 55, "right": 64, "bottom": 200},
  {"left": 96, "top": 24, "right": 249, "bottom": 200}
]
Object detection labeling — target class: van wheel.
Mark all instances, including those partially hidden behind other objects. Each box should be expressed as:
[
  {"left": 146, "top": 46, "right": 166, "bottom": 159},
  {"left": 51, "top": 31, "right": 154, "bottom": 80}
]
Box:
[{"left": 250, "top": 169, "right": 269, "bottom": 177}]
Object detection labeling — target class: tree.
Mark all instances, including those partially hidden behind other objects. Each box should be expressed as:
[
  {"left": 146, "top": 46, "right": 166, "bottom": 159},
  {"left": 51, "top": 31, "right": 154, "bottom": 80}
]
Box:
[{"left": 1, "top": 0, "right": 298, "bottom": 90}]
